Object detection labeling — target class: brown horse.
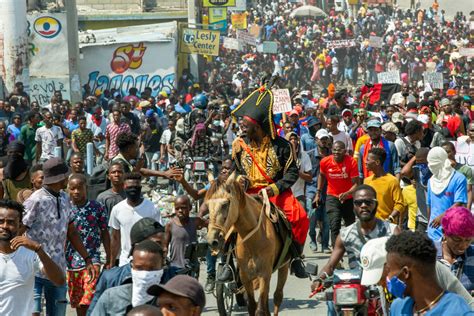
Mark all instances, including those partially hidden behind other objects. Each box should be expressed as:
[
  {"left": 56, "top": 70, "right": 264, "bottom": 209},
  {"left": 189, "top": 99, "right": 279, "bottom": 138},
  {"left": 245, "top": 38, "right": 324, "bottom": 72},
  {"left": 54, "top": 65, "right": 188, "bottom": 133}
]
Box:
[{"left": 206, "top": 175, "right": 290, "bottom": 316}]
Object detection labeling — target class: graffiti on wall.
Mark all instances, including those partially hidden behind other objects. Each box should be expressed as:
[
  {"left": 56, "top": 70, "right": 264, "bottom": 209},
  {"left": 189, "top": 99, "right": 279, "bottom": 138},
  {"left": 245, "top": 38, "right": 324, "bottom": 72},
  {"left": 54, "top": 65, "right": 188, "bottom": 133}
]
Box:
[
  {"left": 30, "top": 78, "right": 70, "bottom": 107},
  {"left": 80, "top": 40, "right": 177, "bottom": 97}
]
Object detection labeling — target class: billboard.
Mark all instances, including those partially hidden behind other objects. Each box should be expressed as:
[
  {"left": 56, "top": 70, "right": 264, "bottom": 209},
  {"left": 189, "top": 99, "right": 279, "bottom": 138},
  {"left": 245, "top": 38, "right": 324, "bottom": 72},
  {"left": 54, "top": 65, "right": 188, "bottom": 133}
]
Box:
[{"left": 180, "top": 28, "right": 220, "bottom": 56}]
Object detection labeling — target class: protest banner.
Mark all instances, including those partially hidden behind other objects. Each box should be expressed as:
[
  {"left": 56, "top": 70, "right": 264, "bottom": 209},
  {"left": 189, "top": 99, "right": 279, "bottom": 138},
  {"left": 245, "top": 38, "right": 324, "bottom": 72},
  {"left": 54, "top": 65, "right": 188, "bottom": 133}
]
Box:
[
  {"left": 324, "top": 39, "right": 356, "bottom": 49},
  {"left": 230, "top": 0, "right": 246, "bottom": 11},
  {"left": 377, "top": 71, "right": 400, "bottom": 84},
  {"left": 248, "top": 24, "right": 261, "bottom": 38},
  {"left": 262, "top": 41, "right": 278, "bottom": 54},
  {"left": 203, "top": 0, "right": 236, "bottom": 7},
  {"left": 369, "top": 35, "right": 383, "bottom": 48},
  {"left": 459, "top": 47, "right": 474, "bottom": 58},
  {"left": 231, "top": 12, "right": 248, "bottom": 29},
  {"left": 209, "top": 7, "right": 227, "bottom": 33},
  {"left": 180, "top": 28, "right": 220, "bottom": 56},
  {"left": 423, "top": 72, "right": 443, "bottom": 89},
  {"left": 272, "top": 89, "right": 292, "bottom": 114},
  {"left": 237, "top": 29, "right": 257, "bottom": 46},
  {"left": 223, "top": 37, "right": 242, "bottom": 51},
  {"left": 453, "top": 140, "right": 474, "bottom": 171}
]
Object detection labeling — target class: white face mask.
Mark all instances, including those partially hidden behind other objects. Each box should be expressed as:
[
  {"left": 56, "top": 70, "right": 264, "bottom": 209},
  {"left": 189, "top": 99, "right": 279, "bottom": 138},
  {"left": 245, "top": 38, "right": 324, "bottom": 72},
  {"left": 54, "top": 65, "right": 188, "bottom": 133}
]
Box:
[{"left": 131, "top": 268, "right": 164, "bottom": 307}]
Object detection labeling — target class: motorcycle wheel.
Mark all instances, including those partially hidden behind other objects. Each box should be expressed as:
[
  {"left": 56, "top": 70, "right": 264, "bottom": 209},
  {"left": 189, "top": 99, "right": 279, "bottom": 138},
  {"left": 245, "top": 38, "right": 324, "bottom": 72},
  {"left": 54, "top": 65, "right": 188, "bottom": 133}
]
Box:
[{"left": 216, "top": 265, "right": 235, "bottom": 316}]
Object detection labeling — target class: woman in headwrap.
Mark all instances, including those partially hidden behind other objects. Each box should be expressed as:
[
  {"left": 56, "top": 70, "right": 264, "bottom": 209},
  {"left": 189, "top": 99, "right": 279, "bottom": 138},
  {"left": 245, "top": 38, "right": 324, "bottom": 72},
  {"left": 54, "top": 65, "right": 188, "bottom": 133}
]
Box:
[
  {"left": 426, "top": 147, "right": 468, "bottom": 241},
  {"left": 0, "top": 140, "right": 31, "bottom": 201},
  {"left": 435, "top": 206, "right": 474, "bottom": 292}
]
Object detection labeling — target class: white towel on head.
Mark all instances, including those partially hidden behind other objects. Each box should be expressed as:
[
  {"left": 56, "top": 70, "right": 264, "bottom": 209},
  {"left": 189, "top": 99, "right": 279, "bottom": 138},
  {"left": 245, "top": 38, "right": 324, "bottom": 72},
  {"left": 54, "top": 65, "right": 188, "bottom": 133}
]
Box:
[{"left": 427, "top": 147, "right": 455, "bottom": 195}]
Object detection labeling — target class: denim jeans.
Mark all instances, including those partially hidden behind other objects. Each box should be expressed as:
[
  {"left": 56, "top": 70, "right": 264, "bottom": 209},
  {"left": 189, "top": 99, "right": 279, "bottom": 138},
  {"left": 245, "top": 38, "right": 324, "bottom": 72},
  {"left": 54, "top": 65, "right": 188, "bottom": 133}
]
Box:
[
  {"left": 33, "top": 276, "right": 68, "bottom": 316},
  {"left": 306, "top": 198, "right": 330, "bottom": 250},
  {"left": 206, "top": 249, "right": 217, "bottom": 278}
]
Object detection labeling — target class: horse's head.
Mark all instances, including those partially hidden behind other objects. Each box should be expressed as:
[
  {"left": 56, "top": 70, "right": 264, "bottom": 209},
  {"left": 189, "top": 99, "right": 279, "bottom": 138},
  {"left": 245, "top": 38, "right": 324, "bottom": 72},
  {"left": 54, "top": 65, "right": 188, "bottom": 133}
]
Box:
[{"left": 205, "top": 172, "right": 245, "bottom": 253}]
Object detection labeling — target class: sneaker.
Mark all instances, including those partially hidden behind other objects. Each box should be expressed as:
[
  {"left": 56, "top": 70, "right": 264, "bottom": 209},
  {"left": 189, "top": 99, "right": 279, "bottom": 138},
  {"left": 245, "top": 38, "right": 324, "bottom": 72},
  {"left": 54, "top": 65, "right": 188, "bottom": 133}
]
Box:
[
  {"left": 217, "top": 264, "right": 233, "bottom": 282},
  {"left": 205, "top": 276, "right": 215, "bottom": 293},
  {"left": 309, "top": 241, "right": 318, "bottom": 252},
  {"left": 291, "top": 258, "right": 309, "bottom": 279}
]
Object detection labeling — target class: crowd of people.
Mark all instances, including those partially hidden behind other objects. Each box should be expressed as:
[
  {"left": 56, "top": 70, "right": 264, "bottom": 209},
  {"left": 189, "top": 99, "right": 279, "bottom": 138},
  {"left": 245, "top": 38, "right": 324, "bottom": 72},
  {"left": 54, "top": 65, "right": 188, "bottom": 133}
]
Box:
[{"left": 0, "top": 0, "right": 473, "bottom": 315}]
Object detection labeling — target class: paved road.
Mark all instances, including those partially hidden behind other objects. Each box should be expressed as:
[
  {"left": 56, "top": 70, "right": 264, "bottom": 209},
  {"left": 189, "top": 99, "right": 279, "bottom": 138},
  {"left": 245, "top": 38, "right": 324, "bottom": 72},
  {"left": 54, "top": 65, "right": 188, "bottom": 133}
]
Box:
[
  {"left": 202, "top": 243, "right": 331, "bottom": 315},
  {"left": 396, "top": 0, "right": 474, "bottom": 18}
]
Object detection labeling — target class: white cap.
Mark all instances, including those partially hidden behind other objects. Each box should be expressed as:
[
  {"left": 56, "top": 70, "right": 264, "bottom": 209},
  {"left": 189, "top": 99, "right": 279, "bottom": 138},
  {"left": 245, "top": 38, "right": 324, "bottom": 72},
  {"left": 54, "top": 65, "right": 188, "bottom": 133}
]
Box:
[
  {"left": 360, "top": 237, "right": 389, "bottom": 286},
  {"left": 417, "top": 114, "right": 430, "bottom": 125},
  {"left": 315, "top": 129, "right": 330, "bottom": 140}
]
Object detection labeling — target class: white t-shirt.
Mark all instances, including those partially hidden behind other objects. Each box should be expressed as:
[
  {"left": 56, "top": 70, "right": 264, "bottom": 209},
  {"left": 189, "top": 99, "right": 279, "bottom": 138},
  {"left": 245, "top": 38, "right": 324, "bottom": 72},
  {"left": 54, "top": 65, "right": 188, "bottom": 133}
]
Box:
[
  {"left": 109, "top": 198, "right": 163, "bottom": 266},
  {"left": 35, "top": 125, "right": 64, "bottom": 160},
  {"left": 291, "top": 151, "right": 312, "bottom": 198},
  {"left": 330, "top": 131, "right": 354, "bottom": 153},
  {"left": 0, "top": 247, "right": 40, "bottom": 316}
]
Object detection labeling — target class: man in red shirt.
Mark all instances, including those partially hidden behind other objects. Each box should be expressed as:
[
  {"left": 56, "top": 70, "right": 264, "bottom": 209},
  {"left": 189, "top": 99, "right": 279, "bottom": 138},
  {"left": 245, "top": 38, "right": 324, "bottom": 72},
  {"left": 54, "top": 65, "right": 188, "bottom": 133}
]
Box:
[{"left": 316, "top": 140, "right": 360, "bottom": 247}]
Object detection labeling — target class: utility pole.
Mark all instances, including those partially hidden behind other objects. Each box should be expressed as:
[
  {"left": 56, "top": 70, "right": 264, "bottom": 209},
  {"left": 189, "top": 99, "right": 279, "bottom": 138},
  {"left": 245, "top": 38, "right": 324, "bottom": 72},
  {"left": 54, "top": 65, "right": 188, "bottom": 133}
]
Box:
[
  {"left": 65, "top": 0, "right": 82, "bottom": 103},
  {"left": 0, "top": 0, "right": 28, "bottom": 95},
  {"left": 187, "top": 0, "right": 199, "bottom": 81}
]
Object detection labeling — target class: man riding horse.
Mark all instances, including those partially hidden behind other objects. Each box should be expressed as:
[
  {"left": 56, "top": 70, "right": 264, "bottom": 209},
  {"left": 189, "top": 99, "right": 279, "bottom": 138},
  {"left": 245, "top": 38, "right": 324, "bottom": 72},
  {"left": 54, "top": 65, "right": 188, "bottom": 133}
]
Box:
[{"left": 230, "top": 81, "right": 310, "bottom": 278}]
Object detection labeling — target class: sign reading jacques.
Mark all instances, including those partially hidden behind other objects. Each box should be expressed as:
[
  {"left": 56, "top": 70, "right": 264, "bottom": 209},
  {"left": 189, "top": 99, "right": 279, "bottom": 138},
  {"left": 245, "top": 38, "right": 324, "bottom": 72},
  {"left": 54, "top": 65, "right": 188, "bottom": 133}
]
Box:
[{"left": 180, "top": 28, "right": 220, "bottom": 56}]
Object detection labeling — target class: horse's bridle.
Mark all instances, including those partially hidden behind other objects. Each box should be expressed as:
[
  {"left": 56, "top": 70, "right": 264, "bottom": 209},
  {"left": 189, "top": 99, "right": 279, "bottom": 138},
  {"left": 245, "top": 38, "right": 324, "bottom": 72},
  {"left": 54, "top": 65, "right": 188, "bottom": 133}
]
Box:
[{"left": 207, "top": 189, "right": 272, "bottom": 249}]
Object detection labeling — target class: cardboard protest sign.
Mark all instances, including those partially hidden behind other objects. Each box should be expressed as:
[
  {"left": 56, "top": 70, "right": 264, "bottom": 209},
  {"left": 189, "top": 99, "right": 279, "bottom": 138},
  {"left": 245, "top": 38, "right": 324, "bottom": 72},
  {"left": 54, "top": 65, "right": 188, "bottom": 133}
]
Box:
[
  {"left": 272, "top": 89, "right": 292, "bottom": 114},
  {"left": 237, "top": 29, "right": 257, "bottom": 46},
  {"left": 369, "top": 36, "right": 383, "bottom": 48},
  {"left": 423, "top": 72, "right": 443, "bottom": 89},
  {"left": 377, "top": 71, "right": 400, "bottom": 84}
]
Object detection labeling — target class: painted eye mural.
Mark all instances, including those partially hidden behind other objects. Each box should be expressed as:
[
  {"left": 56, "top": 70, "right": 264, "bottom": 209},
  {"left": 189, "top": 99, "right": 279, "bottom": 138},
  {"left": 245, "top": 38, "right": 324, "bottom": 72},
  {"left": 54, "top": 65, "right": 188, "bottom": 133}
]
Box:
[{"left": 34, "top": 16, "right": 62, "bottom": 39}]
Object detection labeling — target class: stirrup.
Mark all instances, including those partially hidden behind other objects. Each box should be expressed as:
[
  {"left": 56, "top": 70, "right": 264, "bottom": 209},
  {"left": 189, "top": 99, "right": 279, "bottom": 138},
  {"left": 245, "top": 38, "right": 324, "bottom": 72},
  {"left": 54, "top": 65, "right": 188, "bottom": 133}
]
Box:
[{"left": 290, "top": 258, "right": 309, "bottom": 279}]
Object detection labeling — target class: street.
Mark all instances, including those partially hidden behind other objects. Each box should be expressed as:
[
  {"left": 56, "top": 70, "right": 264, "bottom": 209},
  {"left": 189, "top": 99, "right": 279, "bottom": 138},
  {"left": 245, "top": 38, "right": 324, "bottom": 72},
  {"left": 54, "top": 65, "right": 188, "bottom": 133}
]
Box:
[{"left": 202, "top": 243, "right": 331, "bottom": 315}]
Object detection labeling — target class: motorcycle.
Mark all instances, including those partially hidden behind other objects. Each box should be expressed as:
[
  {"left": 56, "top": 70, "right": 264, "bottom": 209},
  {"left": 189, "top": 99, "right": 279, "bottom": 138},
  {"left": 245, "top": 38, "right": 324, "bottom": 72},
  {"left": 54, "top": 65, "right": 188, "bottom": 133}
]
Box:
[{"left": 309, "top": 268, "right": 383, "bottom": 316}]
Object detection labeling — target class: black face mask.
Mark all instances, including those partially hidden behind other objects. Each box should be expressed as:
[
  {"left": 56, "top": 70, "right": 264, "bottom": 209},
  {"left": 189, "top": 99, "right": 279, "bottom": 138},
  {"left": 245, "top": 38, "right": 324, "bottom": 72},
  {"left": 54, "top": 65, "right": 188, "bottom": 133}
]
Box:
[{"left": 124, "top": 186, "right": 142, "bottom": 203}]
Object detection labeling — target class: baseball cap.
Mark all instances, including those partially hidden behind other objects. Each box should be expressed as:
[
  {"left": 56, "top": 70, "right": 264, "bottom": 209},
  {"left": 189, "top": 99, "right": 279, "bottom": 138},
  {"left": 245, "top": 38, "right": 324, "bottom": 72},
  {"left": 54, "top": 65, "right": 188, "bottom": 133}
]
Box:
[
  {"left": 417, "top": 114, "right": 430, "bottom": 128},
  {"left": 306, "top": 116, "right": 321, "bottom": 127},
  {"left": 360, "top": 237, "right": 389, "bottom": 286},
  {"left": 148, "top": 275, "right": 206, "bottom": 309},
  {"left": 315, "top": 129, "right": 330, "bottom": 139},
  {"left": 130, "top": 218, "right": 165, "bottom": 245},
  {"left": 391, "top": 112, "right": 404, "bottom": 124},
  {"left": 43, "top": 157, "right": 70, "bottom": 185},
  {"left": 289, "top": 109, "right": 299, "bottom": 116},
  {"left": 420, "top": 106, "right": 431, "bottom": 114},
  {"left": 341, "top": 109, "right": 352, "bottom": 117},
  {"left": 440, "top": 98, "right": 450, "bottom": 107},
  {"left": 381, "top": 122, "right": 399, "bottom": 134},
  {"left": 366, "top": 120, "right": 382, "bottom": 129}
]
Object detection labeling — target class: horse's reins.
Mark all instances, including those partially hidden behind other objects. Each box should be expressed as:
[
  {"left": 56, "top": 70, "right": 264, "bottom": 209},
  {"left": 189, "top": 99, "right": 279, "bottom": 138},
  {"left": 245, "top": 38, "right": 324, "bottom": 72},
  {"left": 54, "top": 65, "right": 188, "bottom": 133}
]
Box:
[{"left": 208, "top": 188, "right": 272, "bottom": 251}]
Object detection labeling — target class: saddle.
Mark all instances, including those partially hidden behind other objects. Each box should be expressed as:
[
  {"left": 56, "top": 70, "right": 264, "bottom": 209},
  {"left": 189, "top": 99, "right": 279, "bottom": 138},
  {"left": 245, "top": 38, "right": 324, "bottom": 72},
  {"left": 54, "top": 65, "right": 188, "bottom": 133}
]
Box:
[{"left": 253, "top": 196, "right": 293, "bottom": 271}]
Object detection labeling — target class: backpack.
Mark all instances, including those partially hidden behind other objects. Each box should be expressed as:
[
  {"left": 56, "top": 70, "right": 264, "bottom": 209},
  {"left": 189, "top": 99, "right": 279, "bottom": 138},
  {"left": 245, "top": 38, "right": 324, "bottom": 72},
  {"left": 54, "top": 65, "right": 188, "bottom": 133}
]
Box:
[{"left": 87, "top": 157, "right": 129, "bottom": 200}]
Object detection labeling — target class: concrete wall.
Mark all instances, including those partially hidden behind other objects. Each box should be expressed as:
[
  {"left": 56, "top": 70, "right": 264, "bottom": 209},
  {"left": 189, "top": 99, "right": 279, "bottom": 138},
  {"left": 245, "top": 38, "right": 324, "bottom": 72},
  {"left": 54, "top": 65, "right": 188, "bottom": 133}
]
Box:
[{"left": 76, "top": 0, "right": 186, "bottom": 11}]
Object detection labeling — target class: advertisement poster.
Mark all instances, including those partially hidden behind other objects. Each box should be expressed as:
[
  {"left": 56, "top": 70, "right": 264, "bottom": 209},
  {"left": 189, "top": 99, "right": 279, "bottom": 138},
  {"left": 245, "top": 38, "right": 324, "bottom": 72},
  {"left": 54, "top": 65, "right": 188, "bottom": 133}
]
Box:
[{"left": 180, "top": 28, "right": 220, "bottom": 56}]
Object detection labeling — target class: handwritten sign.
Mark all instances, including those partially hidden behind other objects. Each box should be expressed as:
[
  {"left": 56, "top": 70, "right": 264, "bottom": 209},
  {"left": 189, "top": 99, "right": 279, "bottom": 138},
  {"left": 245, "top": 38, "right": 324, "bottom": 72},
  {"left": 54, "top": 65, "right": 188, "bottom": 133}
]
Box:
[
  {"left": 231, "top": 12, "right": 247, "bottom": 29},
  {"left": 262, "top": 41, "right": 278, "bottom": 54},
  {"left": 377, "top": 71, "right": 400, "bottom": 84},
  {"left": 223, "top": 37, "right": 242, "bottom": 51},
  {"left": 272, "top": 89, "right": 292, "bottom": 114},
  {"left": 30, "top": 78, "right": 70, "bottom": 107},
  {"left": 423, "top": 72, "right": 443, "bottom": 89},
  {"left": 369, "top": 36, "right": 383, "bottom": 48},
  {"left": 237, "top": 29, "right": 257, "bottom": 46},
  {"left": 325, "top": 39, "right": 356, "bottom": 49},
  {"left": 453, "top": 140, "right": 474, "bottom": 170},
  {"left": 459, "top": 47, "right": 474, "bottom": 58}
]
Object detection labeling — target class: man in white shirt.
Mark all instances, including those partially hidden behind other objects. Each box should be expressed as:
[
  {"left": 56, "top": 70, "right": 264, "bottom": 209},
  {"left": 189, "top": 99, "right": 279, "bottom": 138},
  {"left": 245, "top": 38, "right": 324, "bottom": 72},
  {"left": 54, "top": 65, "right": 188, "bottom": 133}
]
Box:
[
  {"left": 286, "top": 132, "right": 312, "bottom": 205},
  {"left": 327, "top": 115, "right": 354, "bottom": 155},
  {"left": 109, "top": 172, "right": 162, "bottom": 266},
  {"left": 0, "top": 199, "right": 64, "bottom": 316},
  {"left": 35, "top": 111, "right": 64, "bottom": 162}
]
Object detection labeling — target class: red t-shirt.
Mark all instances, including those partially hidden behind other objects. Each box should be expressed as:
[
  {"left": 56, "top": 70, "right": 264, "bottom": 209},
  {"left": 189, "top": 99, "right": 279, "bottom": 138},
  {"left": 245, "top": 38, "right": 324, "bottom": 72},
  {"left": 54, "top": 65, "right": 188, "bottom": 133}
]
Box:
[{"left": 320, "top": 155, "right": 358, "bottom": 197}]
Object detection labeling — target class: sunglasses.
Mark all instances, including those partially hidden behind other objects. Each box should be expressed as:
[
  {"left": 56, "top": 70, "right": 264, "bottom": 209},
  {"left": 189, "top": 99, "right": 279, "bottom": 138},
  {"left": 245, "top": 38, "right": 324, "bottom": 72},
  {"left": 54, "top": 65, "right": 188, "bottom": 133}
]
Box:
[{"left": 353, "top": 199, "right": 377, "bottom": 206}]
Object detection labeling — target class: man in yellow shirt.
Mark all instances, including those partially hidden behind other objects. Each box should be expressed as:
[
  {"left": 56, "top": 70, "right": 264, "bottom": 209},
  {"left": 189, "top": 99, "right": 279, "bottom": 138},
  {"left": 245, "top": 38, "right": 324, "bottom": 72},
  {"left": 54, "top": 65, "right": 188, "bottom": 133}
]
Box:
[
  {"left": 402, "top": 183, "right": 417, "bottom": 231},
  {"left": 364, "top": 148, "right": 405, "bottom": 224}
]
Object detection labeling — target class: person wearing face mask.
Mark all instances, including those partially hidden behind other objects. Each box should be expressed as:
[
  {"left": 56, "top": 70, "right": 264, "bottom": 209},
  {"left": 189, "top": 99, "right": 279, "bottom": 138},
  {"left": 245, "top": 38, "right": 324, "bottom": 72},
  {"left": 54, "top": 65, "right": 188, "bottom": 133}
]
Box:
[
  {"left": 22, "top": 157, "right": 96, "bottom": 316},
  {"left": 426, "top": 147, "right": 467, "bottom": 241},
  {"left": 109, "top": 172, "right": 163, "bottom": 267},
  {"left": 359, "top": 236, "right": 474, "bottom": 316},
  {"left": 385, "top": 231, "right": 471, "bottom": 315},
  {"left": 0, "top": 141, "right": 31, "bottom": 201},
  {"left": 91, "top": 240, "right": 166, "bottom": 316}
]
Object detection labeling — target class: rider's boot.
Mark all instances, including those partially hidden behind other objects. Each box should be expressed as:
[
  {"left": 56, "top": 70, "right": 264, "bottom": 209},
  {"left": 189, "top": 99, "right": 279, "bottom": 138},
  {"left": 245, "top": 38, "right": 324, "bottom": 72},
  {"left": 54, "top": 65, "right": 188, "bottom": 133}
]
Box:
[{"left": 290, "top": 241, "right": 308, "bottom": 279}]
